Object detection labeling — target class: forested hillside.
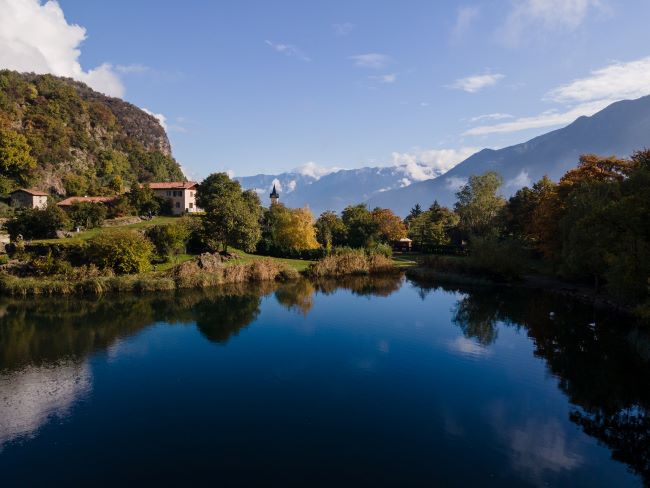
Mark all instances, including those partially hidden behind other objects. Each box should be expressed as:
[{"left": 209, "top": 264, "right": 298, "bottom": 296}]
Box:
[{"left": 0, "top": 70, "right": 184, "bottom": 196}]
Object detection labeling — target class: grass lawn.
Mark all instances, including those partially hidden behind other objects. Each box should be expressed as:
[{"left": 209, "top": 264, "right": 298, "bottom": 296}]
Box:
[
  {"left": 31, "top": 216, "right": 182, "bottom": 244},
  {"left": 226, "top": 248, "right": 314, "bottom": 272},
  {"left": 392, "top": 252, "right": 422, "bottom": 268},
  {"left": 30, "top": 215, "right": 316, "bottom": 273}
]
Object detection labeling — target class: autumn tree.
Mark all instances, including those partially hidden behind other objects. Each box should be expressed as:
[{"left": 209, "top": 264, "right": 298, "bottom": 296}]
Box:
[
  {"left": 197, "top": 173, "right": 262, "bottom": 252},
  {"left": 263, "top": 203, "right": 319, "bottom": 252},
  {"left": 371, "top": 207, "right": 407, "bottom": 243},
  {"left": 0, "top": 128, "right": 36, "bottom": 189}
]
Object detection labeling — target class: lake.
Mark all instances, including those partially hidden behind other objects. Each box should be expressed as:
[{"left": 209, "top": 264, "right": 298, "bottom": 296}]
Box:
[{"left": 0, "top": 274, "right": 648, "bottom": 487}]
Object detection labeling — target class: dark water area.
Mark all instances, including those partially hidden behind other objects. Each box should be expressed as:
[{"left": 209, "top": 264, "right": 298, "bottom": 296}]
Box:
[{"left": 1, "top": 275, "right": 649, "bottom": 487}]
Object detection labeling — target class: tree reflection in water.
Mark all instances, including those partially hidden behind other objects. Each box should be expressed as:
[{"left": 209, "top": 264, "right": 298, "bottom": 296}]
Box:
[
  {"left": 411, "top": 277, "right": 650, "bottom": 485},
  {"left": 2, "top": 274, "right": 649, "bottom": 483}
]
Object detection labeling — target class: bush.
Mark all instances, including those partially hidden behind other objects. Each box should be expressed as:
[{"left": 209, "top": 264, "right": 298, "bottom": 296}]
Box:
[
  {"left": 85, "top": 230, "right": 154, "bottom": 274},
  {"left": 308, "top": 248, "right": 395, "bottom": 277},
  {"left": 4, "top": 205, "right": 69, "bottom": 240},
  {"left": 145, "top": 220, "right": 190, "bottom": 260},
  {"left": 69, "top": 201, "right": 107, "bottom": 229},
  {"left": 466, "top": 236, "right": 528, "bottom": 281}
]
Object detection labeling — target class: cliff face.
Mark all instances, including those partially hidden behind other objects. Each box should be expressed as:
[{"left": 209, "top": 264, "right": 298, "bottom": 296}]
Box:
[{"left": 0, "top": 70, "right": 183, "bottom": 196}]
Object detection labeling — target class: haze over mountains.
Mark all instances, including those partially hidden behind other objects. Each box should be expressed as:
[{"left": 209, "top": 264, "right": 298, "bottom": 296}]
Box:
[{"left": 237, "top": 95, "right": 650, "bottom": 216}]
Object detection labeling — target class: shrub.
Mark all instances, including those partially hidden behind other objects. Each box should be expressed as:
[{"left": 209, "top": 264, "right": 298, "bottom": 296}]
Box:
[
  {"left": 86, "top": 230, "right": 154, "bottom": 274},
  {"left": 145, "top": 220, "right": 190, "bottom": 260},
  {"left": 466, "top": 236, "right": 528, "bottom": 281},
  {"left": 308, "top": 248, "right": 395, "bottom": 277},
  {"left": 368, "top": 242, "right": 393, "bottom": 258},
  {"left": 69, "top": 201, "right": 107, "bottom": 229},
  {"left": 4, "top": 205, "right": 69, "bottom": 240}
]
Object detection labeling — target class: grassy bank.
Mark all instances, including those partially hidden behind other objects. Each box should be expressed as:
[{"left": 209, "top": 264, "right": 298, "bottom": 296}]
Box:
[
  {"left": 307, "top": 249, "right": 396, "bottom": 278},
  {"left": 0, "top": 257, "right": 300, "bottom": 296}
]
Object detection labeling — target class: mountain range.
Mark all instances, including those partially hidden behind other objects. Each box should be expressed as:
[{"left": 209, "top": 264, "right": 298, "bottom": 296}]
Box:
[{"left": 237, "top": 95, "right": 650, "bottom": 216}]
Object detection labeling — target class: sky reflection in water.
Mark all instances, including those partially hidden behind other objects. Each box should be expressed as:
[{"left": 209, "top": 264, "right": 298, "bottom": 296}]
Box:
[{"left": 0, "top": 275, "right": 647, "bottom": 487}]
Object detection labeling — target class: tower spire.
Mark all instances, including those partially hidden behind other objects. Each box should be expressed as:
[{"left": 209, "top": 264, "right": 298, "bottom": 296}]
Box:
[{"left": 270, "top": 184, "right": 279, "bottom": 205}]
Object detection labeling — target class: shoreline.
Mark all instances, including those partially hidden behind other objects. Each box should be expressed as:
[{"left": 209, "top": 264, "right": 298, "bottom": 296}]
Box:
[{"left": 405, "top": 266, "right": 637, "bottom": 316}]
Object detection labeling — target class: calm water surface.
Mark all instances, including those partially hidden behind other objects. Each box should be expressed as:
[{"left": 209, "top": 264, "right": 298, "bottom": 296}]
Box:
[{"left": 0, "top": 275, "right": 648, "bottom": 487}]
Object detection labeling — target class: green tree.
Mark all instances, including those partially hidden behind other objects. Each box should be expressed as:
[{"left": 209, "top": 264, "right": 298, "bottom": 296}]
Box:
[
  {"left": 341, "top": 204, "right": 379, "bottom": 248},
  {"left": 404, "top": 203, "right": 423, "bottom": 227},
  {"left": 315, "top": 211, "right": 347, "bottom": 251},
  {"left": 454, "top": 171, "right": 506, "bottom": 237},
  {"left": 127, "top": 183, "right": 160, "bottom": 215},
  {"left": 196, "top": 173, "right": 262, "bottom": 252},
  {"left": 85, "top": 230, "right": 153, "bottom": 274},
  {"left": 4, "top": 205, "right": 69, "bottom": 240},
  {"left": 408, "top": 201, "right": 459, "bottom": 251},
  {"left": 0, "top": 128, "right": 36, "bottom": 185},
  {"left": 69, "top": 202, "right": 107, "bottom": 229},
  {"left": 145, "top": 220, "right": 191, "bottom": 260}
]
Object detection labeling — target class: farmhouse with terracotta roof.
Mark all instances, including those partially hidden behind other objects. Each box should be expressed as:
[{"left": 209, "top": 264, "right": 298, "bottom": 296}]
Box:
[
  {"left": 143, "top": 181, "right": 201, "bottom": 215},
  {"left": 10, "top": 188, "right": 49, "bottom": 209}
]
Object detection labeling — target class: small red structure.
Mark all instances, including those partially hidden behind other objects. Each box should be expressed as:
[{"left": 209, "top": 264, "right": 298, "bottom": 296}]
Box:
[{"left": 392, "top": 237, "right": 413, "bottom": 252}]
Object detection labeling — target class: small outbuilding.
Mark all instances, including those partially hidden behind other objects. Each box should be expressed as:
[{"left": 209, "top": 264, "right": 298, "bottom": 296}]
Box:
[
  {"left": 57, "top": 196, "right": 119, "bottom": 208},
  {"left": 10, "top": 188, "right": 49, "bottom": 209},
  {"left": 392, "top": 237, "right": 413, "bottom": 252}
]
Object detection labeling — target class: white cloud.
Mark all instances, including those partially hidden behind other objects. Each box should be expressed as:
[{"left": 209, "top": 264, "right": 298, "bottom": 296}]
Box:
[
  {"left": 464, "top": 99, "right": 611, "bottom": 135},
  {"left": 449, "top": 73, "right": 505, "bottom": 93},
  {"left": 503, "top": 0, "right": 602, "bottom": 45},
  {"left": 446, "top": 176, "right": 468, "bottom": 191},
  {"left": 142, "top": 108, "right": 167, "bottom": 131},
  {"left": 332, "top": 22, "right": 355, "bottom": 36},
  {"left": 0, "top": 0, "right": 124, "bottom": 97},
  {"left": 465, "top": 55, "right": 650, "bottom": 136},
  {"left": 115, "top": 63, "right": 149, "bottom": 74},
  {"left": 398, "top": 178, "right": 411, "bottom": 188},
  {"left": 286, "top": 180, "right": 297, "bottom": 192},
  {"left": 369, "top": 73, "right": 397, "bottom": 84},
  {"left": 264, "top": 40, "right": 311, "bottom": 62},
  {"left": 547, "top": 56, "right": 650, "bottom": 104},
  {"left": 506, "top": 170, "right": 532, "bottom": 188},
  {"left": 226, "top": 170, "right": 235, "bottom": 178},
  {"left": 451, "top": 6, "right": 480, "bottom": 42},
  {"left": 392, "top": 147, "right": 479, "bottom": 181},
  {"left": 349, "top": 53, "right": 391, "bottom": 69},
  {"left": 271, "top": 178, "right": 282, "bottom": 192},
  {"left": 293, "top": 161, "right": 339, "bottom": 180},
  {"left": 469, "top": 112, "right": 514, "bottom": 123}
]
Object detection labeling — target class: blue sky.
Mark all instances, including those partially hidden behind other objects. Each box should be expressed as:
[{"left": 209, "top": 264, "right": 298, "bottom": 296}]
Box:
[{"left": 2, "top": 0, "right": 650, "bottom": 181}]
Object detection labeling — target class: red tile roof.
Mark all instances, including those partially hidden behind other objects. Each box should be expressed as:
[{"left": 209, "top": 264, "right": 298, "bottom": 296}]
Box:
[
  {"left": 57, "top": 196, "right": 119, "bottom": 206},
  {"left": 142, "top": 181, "right": 198, "bottom": 190},
  {"left": 11, "top": 188, "right": 49, "bottom": 197}
]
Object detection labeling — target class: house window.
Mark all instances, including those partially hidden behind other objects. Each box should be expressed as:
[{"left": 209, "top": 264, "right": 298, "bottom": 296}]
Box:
[
  {"left": 166, "top": 191, "right": 172, "bottom": 197},
  {"left": 190, "top": 191, "right": 193, "bottom": 197},
  {"left": 175, "top": 202, "right": 180, "bottom": 208},
  {"left": 189, "top": 202, "right": 193, "bottom": 209}
]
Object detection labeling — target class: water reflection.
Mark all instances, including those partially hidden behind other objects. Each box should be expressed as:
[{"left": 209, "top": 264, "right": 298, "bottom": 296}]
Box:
[
  {"left": 411, "top": 277, "right": 650, "bottom": 485},
  {"left": 0, "top": 361, "right": 91, "bottom": 449},
  {"left": 0, "top": 274, "right": 648, "bottom": 484}
]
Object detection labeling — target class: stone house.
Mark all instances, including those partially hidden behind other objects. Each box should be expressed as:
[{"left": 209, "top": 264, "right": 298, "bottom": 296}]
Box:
[
  {"left": 10, "top": 189, "right": 49, "bottom": 209},
  {"left": 146, "top": 182, "right": 201, "bottom": 215}
]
